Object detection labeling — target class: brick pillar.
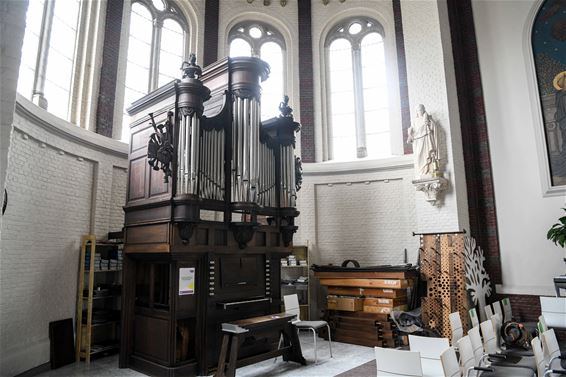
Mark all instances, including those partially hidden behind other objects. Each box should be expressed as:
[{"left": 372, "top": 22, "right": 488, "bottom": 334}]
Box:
[
  {"left": 203, "top": 0, "right": 219, "bottom": 67},
  {"left": 392, "top": 0, "right": 411, "bottom": 155},
  {"left": 95, "top": 0, "right": 124, "bottom": 138},
  {"left": 447, "top": 0, "right": 502, "bottom": 285},
  {"left": 298, "top": 0, "right": 315, "bottom": 163}
]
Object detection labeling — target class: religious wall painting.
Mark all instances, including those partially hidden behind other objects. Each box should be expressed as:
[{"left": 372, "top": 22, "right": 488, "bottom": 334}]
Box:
[{"left": 532, "top": 0, "right": 566, "bottom": 186}]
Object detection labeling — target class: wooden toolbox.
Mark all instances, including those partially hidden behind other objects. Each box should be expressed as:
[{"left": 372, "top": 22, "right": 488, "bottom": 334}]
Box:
[{"left": 327, "top": 296, "right": 363, "bottom": 312}]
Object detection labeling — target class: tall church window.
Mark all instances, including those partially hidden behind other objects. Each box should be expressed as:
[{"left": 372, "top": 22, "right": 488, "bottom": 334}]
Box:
[
  {"left": 122, "top": 0, "right": 187, "bottom": 141},
  {"left": 228, "top": 22, "right": 285, "bottom": 120},
  {"left": 532, "top": 0, "right": 566, "bottom": 187},
  {"left": 17, "top": 0, "right": 81, "bottom": 121},
  {"left": 326, "top": 18, "right": 390, "bottom": 161}
]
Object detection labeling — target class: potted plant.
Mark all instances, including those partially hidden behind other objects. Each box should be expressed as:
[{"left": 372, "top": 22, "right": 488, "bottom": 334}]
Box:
[{"left": 547, "top": 208, "right": 566, "bottom": 248}]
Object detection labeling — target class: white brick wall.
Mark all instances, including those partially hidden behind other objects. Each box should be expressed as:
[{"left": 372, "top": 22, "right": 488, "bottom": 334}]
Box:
[
  {"left": 0, "top": 0, "right": 28, "bottom": 240},
  {"left": 294, "top": 156, "right": 420, "bottom": 317},
  {"left": 401, "top": 0, "right": 469, "bottom": 233},
  {"left": 0, "top": 97, "right": 128, "bottom": 376}
]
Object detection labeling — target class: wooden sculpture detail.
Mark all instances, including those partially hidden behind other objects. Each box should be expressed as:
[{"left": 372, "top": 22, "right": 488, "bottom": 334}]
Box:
[
  {"left": 147, "top": 111, "right": 174, "bottom": 182},
  {"left": 419, "top": 233, "right": 470, "bottom": 338}
]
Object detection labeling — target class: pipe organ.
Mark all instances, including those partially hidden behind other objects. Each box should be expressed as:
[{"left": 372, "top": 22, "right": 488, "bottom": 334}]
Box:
[{"left": 120, "top": 55, "right": 302, "bottom": 376}]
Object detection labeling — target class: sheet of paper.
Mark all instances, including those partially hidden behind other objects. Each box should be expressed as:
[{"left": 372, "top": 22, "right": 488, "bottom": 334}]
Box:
[{"left": 179, "top": 267, "right": 195, "bottom": 295}]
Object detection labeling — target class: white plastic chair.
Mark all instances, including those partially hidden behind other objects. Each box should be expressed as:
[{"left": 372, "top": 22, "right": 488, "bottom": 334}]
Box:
[
  {"left": 283, "top": 294, "right": 332, "bottom": 363},
  {"left": 532, "top": 336, "right": 547, "bottom": 377},
  {"left": 375, "top": 347, "right": 423, "bottom": 377},
  {"left": 408, "top": 334, "right": 450, "bottom": 377},
  {"left": 468, "top": 326, "right": 485, "bottom": 364},
  {"left": 535, "top": 332, "right": 566, "bottom": 377},
  {"left": 463, "top": 329, "right": 535, "bottom": 377},
  {"left": 480, "top": 319, "right": 500, "bottom": 354},
  {"left": 484, "top": 305, "right": 494, "bottom": 323},
  {"left": 541, "top": 329, "right": 561, "bottom": 367},
  {"left": 449, "top": 311, "right": 464, "bottom": 346},
  {"left": 458, "top": 335, "right": 477, "bottom": 372},
  {"left": 492, "top": 302, "right": 504, "bottom": 323},
  {"left": 501, "top": 298, "right": 513, "bottom": 322},
  {"left": 440, "top": 347, "right": 461, "bottom": 377},
  {"left": 469, "top": 308, "right": 480, "bottom": 328},
  {"left": 539, "top": 315, "right": 549, "bottom": 333},
  {"left": 540, "top": 297, "right": 566, "bottom": 328},
  {"left": 489, "top": 314, "right": 503, "bottom": 347}
]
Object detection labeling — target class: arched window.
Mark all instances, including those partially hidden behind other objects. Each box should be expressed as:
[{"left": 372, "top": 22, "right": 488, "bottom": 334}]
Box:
[
  {"left": 326, "top": 18, "right": 390, "bottom": 161},
  {"left": 122, "top": 0, "right": 188, "bottom": 141},
  {"left": 532, "top": 0, "right": 566, "bottom": 187},
  {"left": 228, "top": 22, "right": 285, "bottom": 120},
  {"left": 17, "top": 0, "right": 81, "bottom": 121}
]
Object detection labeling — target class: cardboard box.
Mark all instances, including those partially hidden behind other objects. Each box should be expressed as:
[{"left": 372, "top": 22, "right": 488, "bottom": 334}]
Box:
[{"left": 327, "top": 296, "right": 364, "bottom": 312}]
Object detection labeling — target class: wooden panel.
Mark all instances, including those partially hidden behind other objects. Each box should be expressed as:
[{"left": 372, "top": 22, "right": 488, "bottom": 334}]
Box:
[
  {"left": 196, "top": 228, "right": 209, "bottom": 246},
  {"left": 124, "top": 244, "right": 170, "bottom": 254},
  {"left": 269, "top": 233, "right": 280, "bottom": 247},
  {"left": 255, "top": 232, "right": 266, "bottom": 247},
  {"left": 126, "top": 224, "right": 169, "bottom": 244},
  {"left": 214, "top": 229, "right": 227, "bottom": 246},
  {"left": 125, "top": 205, "right": 171, "bottom": 226},
  {"left": 129, "top": 158, "right": 146, "bottom": 201},
  {"left": 149, "top": 167, "right": 169, "bottom": 197},
  {"left": 319, "top": 278, "right": 409, "bottom": 289},
  {"left": 134, "top": 315, "right": 170, "bottom": 362},
  {"left": 131, "top": 126, "right": 154, "bottom": 153}
]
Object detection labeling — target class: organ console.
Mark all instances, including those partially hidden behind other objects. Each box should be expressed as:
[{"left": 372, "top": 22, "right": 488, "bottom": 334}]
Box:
[{"left": 119, "top": 54, "right": 302, "bottom": 376}]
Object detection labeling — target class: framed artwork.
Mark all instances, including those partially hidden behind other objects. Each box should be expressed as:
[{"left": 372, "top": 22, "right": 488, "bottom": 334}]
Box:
[{"left": 532, "top": 0, "right": 566, "bottom": 186}]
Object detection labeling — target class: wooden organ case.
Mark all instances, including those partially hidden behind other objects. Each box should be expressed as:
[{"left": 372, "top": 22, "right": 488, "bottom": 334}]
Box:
[{"left": 119, "top": 55, "right": 302, "bottom": 376}]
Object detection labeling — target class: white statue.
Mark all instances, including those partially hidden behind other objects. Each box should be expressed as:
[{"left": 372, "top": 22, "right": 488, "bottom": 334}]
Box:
[{"left": 407, "top": 104, "right": 440, "bottom": 179}]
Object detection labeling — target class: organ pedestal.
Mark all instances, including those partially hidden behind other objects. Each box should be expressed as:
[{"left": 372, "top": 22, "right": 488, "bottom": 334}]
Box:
[{"left": 119, "top": 55, "right": 302, "bottom": 376}]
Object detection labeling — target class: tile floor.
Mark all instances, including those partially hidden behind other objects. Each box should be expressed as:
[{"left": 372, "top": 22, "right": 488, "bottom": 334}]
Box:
[{"left": 36, "top": 333, "right": 375, "bottom": 377}]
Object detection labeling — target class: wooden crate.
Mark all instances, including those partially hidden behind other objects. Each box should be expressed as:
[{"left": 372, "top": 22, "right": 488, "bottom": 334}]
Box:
[
  {"left": 320, "top": 278, "right": 410, "bottom": 289},
  {"left": 327, "top": 296, "right": 364, "bottom": 312},
  {"left": 363, "top": 297, "right": 407, "bottom": 307},
  {"left": 363, "top": 304, "right": 408, "bottom": 314}
]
